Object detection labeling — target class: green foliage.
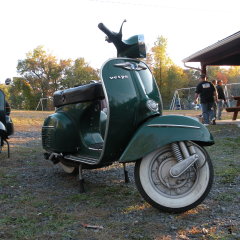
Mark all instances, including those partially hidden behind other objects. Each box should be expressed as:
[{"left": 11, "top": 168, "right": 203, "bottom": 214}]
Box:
[
  {"left": 17, "top": 46, "right": 72, "bottom": 98},
  {"left": 151, "top": 36, "right": 172, "bottom": 89},
  {"left": 8, "top": 77, "right": 39, "bottom": 110},
  {"left": 227, "top": 66, "right": 240, "bottom": 83},
  {"left": 62, "top": 57, "right": 100, "bottom": 88},
  {"left": 149, "top": 36, "right": 189, "bottom": 108},
  {"left": 0, "top": 84, "right": 10, "bottom": 100},
  {"left": 15, "top": 46, "right": 99, "bottom": 110},
  {"left": 184, "top": 69, "right": 201, "bottom": 87}
]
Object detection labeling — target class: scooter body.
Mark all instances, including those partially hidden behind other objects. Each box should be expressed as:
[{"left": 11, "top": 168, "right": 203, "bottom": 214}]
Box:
[
  {"left": 42, "top": 21, "right": 214, "bottom": 213},
  {"left": 0, "top": 89, "right": 14, "bottom": 156},
  {"left": 42, "top": 58, "right": 213, "bottom": 163}
]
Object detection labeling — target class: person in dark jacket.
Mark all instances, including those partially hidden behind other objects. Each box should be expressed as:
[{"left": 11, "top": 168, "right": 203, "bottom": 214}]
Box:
[
  {"left": 216, "top": 80, "right": 227, "bottom": 120},
  {"left": 194, "top": 75, "right": 217, "bottom": 125}
]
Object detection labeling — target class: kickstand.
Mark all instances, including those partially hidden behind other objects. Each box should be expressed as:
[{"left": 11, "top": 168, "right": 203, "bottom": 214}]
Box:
[
  {"left": 5, "top": 139, "right": 10, "bottom": 158},
  {"left": 79, "top": 164, "right": 85, "bottom": 193},
  {"left": 123, "top": 163, "right": 129, "bottom": 183}
]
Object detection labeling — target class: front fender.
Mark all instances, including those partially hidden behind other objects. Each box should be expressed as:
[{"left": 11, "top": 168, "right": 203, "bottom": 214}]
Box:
[{"left": 119, "top": 115, "right": 214, "bottom": 163}]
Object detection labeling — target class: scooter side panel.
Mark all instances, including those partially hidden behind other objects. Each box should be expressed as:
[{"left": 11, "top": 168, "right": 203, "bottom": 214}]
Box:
[
  {"left": 42, "top": 112, "right": 80, "bottom": 153},
  {"left": 119, "top": 115, "right": 214, "bottom": 163},
  {"left": 0, "top": 90, "right": 6, "bottom": 126},
  {"left": 42, "top": 101, "right": 104, "bottom": 161}
]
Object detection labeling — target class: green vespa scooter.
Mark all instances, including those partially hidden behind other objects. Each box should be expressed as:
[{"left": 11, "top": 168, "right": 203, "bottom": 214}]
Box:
[{"left": 42, "top": 20, "right": 214, "bottom": 213}]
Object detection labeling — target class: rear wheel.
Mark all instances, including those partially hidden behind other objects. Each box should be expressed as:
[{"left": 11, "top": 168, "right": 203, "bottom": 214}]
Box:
[
  {"left": 134, "top": 142, "right": 213, "bottom": 213},
  {"left": 0, "top": 136, "right": 2, "bottom": 153}
]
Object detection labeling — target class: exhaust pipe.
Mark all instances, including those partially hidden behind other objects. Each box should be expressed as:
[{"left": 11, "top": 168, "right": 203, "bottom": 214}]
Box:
[{"left": 43, "top": 152, "right": 61, "bottom": 164}]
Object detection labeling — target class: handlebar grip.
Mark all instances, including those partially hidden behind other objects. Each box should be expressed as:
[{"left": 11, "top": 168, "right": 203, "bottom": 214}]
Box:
[{"left": 98, "top": 23, "right": 113, "bottom": 38}]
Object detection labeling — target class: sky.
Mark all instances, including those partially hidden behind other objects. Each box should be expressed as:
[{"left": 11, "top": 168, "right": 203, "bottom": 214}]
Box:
[{"left": 0, "top": 0, "right": 239, "bottom": 83}]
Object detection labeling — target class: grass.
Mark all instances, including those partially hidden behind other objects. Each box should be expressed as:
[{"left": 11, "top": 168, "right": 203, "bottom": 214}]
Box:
[
  {"left": 0, "top": 171, "right": 17, "bottom": 187},
  {"left": 218, "top": 166, "right": 239, "bottom": 184},
  {"left": 0, "top": 214, "right": 75, "bottom": 239},
  {"left": 214, "top": 191, "right": 237, "bottom": 202},
  {"left": 0, "top": 110, "right": 239, "bottom": 239},
  {"left": 206, "top": 126, "right": 240, "bottom": 185},
  {"left": 10, "top": 110, "right": 53, "bottom": 133}
]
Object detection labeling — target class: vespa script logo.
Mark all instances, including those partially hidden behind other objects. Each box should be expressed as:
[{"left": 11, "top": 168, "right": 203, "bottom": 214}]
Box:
[{"left": 109, "top": 75, "right": 129, "bottom": 80}]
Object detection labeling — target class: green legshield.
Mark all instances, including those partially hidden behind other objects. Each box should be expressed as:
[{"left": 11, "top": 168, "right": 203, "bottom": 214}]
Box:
[
  {"left": 119, "top": 115, "right": 214, "bottom": 163},
  {"left": 99, "top": 58, "right": 163, "bottom": 163}
]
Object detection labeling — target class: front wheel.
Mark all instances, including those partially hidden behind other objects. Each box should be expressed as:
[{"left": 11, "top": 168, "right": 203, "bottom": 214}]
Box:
[{"left": 134, "top": 142, "right": 214, "bottom": 213}]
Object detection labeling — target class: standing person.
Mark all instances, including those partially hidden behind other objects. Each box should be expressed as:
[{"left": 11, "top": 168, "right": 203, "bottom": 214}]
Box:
[
  {"left": 216, "top": 80, "right": 227, "bottom": 120},
  {"left": 194, "top": 75, "right": 217, "bottom": 125},
  {"left": 211, "top": 80, "right": 217, "bottom": 123}
]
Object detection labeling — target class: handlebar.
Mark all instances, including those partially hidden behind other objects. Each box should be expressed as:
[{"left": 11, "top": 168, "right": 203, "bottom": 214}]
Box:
[
  {"left": 98, "top": 23, "right": 115, "bottom": 40},
  {"left": 98, "top": 20, "right": 146, "bottom": 58},
  {"left": 98, "top": 21, "right": 127, "bottom": 56}
]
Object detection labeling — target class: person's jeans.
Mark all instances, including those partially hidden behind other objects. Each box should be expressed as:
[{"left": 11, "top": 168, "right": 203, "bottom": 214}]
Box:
[
  {"left": 201, "top": 102, "right": 214, "bottom": 124},
  {"left": 217, "top": 100, "right": 224, "bottom": 120}
]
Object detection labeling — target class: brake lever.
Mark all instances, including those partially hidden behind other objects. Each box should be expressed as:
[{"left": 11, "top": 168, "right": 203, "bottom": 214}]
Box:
[{"left": 105, "top": 36, "right": 112, "bottom": 43}]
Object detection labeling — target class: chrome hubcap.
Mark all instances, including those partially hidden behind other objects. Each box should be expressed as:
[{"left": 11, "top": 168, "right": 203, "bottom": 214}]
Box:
[{"left": 150, "top": 151, "right": 197, "bottom": 197}]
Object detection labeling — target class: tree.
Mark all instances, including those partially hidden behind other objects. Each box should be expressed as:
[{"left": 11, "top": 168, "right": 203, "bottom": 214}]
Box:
[
  {"left": 62, "top": 58, "right": 99, "bottom": 88},
  {"left": 144, "top": 52, "right": 154, "bottom": 71},
  {"left": 0, "top": 84, "right": 10, "bottom": 101},
  {"left": 216, "top": 71, "right": 228, "bottom": 84},
  {"left": 17, "top": 46, "right": 72, "bottom": 99},
  {"left": 151, "top": 36, "right": 172, "bottom": 90},
  {"left": 149, "top": 36, "right": 188, "bottom": 108},
  {"left": 227, "top": 66, "right": 240, "bottom": 83},
  {"left": 16, "top": 46, "right": 100, "bottom": 110},
  {"left": 8, "top": 77, "right": 37, "bottom": 110},
  {"left": 183, "top": 68, "right": 202, "bottom": 87},
  {"left": 164, "top": 65, "right": 189, "bottom": 107}
]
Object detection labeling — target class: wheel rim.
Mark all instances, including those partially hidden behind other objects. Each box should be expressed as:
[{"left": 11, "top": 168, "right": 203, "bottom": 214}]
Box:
[
  {"left": 150, "top": 150, "right": 198, "bottom": 198},
  {"left": 139, "top": 143, "right": 211, "bottom": 209}
]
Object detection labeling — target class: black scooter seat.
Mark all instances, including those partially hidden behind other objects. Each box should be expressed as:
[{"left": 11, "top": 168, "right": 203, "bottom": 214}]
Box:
[{"left": 53, "top": 82, "right": 105, "bottom": 108}]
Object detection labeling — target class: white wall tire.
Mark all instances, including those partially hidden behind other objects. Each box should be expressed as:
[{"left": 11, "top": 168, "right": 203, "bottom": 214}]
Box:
[{"left": 134, "top": 142, "right": 214, "bottom": 213}]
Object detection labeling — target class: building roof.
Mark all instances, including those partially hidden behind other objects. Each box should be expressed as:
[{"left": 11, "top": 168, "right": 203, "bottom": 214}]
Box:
[{"left": 182, "top": 31, "right": 240, "bottom": 66}]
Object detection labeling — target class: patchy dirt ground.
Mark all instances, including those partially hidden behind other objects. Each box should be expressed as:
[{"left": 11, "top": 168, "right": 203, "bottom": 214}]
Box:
[{"left": 0, "top": 111, "right": 240, "bottom": 240}]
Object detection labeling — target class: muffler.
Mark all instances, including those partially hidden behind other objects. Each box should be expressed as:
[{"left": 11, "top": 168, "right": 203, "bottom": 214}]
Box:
[{"left": 43, "top": 152, "right": 61, "bottom": 164}]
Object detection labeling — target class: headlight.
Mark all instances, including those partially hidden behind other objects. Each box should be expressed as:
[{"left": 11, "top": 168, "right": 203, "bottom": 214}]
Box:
[{"left": 146, "top": 99, "right": 159, "bottom": 112}]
